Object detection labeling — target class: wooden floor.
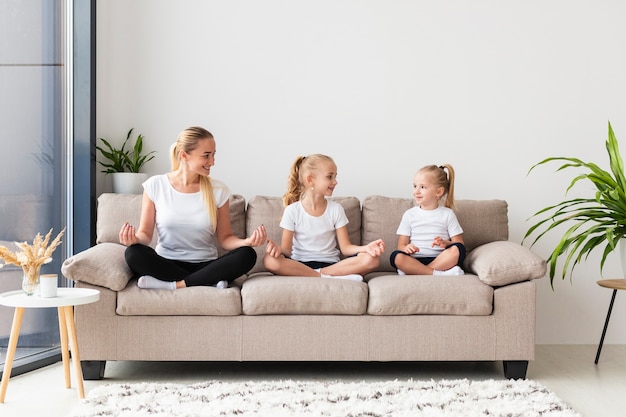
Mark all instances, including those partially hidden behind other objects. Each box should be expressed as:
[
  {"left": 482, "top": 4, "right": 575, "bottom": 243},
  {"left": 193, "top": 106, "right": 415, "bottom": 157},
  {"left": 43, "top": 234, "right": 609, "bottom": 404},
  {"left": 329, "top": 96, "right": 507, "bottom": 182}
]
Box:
[{"left": 0, "top": 344, "right": 623, "bottom": 417}]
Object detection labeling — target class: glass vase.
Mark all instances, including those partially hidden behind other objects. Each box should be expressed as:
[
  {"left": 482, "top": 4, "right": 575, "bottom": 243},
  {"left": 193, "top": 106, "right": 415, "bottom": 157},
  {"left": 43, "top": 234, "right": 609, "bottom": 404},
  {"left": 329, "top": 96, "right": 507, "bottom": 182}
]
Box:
[{"left": 22, "top": 265, "right": 42, "bottom": 296}]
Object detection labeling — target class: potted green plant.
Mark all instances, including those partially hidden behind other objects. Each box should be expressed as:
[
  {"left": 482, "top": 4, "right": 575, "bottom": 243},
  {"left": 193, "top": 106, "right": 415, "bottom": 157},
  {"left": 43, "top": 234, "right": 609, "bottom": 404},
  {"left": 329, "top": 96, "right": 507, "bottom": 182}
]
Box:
[
  {"left": 96, "top": 128, "right": 156, "bottom": 194},
  {"left": 524, "top": 122, "right": 626, "bottom": 288}
]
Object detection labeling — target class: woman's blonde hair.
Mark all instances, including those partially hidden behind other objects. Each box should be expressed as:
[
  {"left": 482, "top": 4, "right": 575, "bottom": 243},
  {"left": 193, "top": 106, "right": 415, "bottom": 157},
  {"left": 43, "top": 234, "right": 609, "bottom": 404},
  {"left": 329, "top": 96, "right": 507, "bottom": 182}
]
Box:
[
  {"left": 283, "top": 154, "right": 335, "bottom": 206},
  {"left": 170, "top": 126, "right": 218, "bottom": 231},
  {"left": 418, "top": 164, "right": 457, "bottom": 210}
]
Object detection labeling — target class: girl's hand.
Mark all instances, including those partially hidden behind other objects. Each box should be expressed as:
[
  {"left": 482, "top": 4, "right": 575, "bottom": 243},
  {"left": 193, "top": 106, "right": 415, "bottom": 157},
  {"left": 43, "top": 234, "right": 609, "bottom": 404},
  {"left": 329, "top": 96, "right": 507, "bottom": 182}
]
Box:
[
  {"left": 402, "top": 243, "right": 419, "bottom": 254},
  {"left": 246, "top": 225, "right": 267, "bottom": 247},
  {"left": 119, "top": 222, "right": 138, "bottom": 246},
  {"left": 432, "top": 236, "right": 450, "bottom": 248},
  {"left": 365, "top": 239, "right": 385, "bottom": 257},
  {"left": 265, "top": 238, "right": 282, "bottom": 258}
]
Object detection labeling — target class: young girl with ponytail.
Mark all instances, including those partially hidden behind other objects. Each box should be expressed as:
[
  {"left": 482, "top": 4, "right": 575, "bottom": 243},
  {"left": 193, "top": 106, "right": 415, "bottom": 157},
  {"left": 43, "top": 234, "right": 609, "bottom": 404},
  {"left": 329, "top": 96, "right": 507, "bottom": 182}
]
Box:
[
  {"left": 390, "top": 164, "right": 466, "bottom": 276},
  {"left": 264, "top": 154, "right": 385, "bottom": 281}
]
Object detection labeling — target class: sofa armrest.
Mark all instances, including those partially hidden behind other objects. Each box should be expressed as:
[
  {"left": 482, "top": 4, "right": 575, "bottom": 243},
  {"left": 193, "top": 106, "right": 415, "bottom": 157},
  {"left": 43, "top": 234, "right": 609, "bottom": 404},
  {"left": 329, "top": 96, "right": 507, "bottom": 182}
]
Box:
[
  {"left": 464, "top": 241, "right": 546, "bottom": 287},
  {"left": 61, "top": 242, "right": 133, "bottom": 291}
]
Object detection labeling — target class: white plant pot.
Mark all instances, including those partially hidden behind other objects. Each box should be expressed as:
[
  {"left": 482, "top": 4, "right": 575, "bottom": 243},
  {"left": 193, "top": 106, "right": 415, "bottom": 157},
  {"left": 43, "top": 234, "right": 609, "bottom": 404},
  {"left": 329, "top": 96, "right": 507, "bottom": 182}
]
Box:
[{"left": 111, "top": 172, "right": 147, "bottom": 194}]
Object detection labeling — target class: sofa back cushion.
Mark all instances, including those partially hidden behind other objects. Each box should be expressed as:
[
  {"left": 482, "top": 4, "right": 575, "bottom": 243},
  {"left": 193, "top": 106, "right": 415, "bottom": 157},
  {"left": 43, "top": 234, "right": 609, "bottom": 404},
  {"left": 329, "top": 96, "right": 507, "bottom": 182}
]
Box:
[
  {"left": 96, "top": 193, "right": 150, "bottom": 245},
  {"left": 246, "top": 195, "right": 361, "bottom": 274},
  {"left": 95, "top": 193, "right": 246, "bottom": 255},
  {"left": 361, "top": 196, "right": 509, "bottom": 272},
  {"left": 220, "top": 194, "right": 247, "bottom": 256},
  {"left": 455, "top": 200, "right": 509, "bottom": 251}
]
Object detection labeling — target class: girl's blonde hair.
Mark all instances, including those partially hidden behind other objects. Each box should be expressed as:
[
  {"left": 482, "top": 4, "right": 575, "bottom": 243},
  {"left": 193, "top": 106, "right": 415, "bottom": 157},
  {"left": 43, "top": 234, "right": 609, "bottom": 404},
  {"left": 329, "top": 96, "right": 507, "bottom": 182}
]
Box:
[
  {"left": 418, "top": 164, "right": 457, "bottom": 209},
  {"left": 170, "top": 126, "right": 218, "bottom": 231},
  {"left": 283, "top": 154, "right": 335, "bottom": 206}
]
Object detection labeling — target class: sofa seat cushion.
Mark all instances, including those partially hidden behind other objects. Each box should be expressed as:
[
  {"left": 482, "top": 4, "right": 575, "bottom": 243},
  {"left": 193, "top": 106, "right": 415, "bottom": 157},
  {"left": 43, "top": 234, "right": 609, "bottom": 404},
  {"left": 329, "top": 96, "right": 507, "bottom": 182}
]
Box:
[
  {"left": 241, "top": 275, "right": 368, "bottom": 315},
  {"left": 116, "top": 282, "right": 242, "bottom": 316},
  {"left": 367, "top": 275, "right": 493, "bottom": 316}
]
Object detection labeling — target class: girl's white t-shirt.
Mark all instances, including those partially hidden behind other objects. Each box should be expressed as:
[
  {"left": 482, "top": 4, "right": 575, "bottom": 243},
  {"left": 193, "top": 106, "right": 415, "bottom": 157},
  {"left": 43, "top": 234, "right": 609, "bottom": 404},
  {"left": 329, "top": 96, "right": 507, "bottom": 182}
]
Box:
[
  {"left": 279, "top": 200, "right": 349, "bottom": 263},
  {"left": 396, "top": 205, "right": 463, "bottom": 258},
  {"left": 143, "top": 174, "right": 230, "bottom": 262}
]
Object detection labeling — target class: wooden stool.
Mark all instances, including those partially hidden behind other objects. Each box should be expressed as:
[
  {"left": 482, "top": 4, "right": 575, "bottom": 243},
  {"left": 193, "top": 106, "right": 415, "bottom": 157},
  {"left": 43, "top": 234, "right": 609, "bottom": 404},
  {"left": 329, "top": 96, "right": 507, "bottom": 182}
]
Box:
[{"left": 595, "top": 279, "right": 626, "bottom": 364}]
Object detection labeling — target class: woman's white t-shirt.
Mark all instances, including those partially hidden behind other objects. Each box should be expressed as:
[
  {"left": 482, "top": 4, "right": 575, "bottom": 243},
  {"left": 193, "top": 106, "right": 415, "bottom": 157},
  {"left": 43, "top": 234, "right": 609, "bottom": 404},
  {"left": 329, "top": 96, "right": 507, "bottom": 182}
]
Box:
[
  {"left": 279, "top": 200, "right": 349, "bottom": 263},
  {"left": 396, "top": 205, "right": 463, "bottom": 258},
  {"left": 143, "top": 174, "right": 230, "bottom": 262}
]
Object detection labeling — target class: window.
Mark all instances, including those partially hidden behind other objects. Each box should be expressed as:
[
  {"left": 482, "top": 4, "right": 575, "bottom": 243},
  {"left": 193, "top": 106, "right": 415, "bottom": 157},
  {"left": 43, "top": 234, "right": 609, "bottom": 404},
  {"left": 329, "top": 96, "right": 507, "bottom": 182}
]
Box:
[{"left": 0, "top": 0, "right": 71, "bottom": 372}]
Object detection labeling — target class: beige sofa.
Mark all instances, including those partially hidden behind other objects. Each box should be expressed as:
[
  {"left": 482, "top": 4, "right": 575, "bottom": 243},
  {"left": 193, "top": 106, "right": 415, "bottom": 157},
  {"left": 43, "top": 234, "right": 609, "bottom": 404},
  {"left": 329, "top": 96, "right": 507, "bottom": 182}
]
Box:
[{"left": 61, "top": 193, "right": 546, "bottom": 380}]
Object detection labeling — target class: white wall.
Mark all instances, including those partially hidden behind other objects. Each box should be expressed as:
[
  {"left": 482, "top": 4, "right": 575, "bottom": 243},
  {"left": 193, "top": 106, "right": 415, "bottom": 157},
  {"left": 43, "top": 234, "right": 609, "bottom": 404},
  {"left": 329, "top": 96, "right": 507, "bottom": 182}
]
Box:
[{"left": 96, "top": 0, "right": 626, "bottom": 344}]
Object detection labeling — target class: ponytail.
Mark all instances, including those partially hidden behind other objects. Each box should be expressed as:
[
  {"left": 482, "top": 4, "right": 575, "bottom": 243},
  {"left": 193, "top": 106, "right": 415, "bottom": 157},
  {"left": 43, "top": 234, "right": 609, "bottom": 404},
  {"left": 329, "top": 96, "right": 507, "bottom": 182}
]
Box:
[{"left": 283, "top": 156, "right": 306, "bottom": 206}]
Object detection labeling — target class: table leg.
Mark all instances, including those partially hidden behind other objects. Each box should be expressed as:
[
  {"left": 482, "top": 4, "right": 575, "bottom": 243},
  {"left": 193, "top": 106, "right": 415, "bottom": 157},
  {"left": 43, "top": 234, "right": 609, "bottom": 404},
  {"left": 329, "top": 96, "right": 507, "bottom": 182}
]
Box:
[
  {"left": 0, "top": 307, "right": 25, "bottom": 403},
  {"left": 595, "top": 289, "right": 617, "bottom": 364},
  {"left": 57, "top": 306, "right": 71, "bottom": 388},
  {"left": 63, "top": 306, "right": 86, "bottom": 398}
]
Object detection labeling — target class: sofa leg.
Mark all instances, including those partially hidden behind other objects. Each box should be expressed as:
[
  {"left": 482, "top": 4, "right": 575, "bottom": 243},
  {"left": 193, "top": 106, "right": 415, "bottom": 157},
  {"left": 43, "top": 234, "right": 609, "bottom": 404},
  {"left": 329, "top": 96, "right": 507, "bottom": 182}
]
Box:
[
  {"left": 503, "top": 360, "right": 528, "bottom": 379},
  {"left": 81, "top": 360, "right": 106, "bottom": 380}
]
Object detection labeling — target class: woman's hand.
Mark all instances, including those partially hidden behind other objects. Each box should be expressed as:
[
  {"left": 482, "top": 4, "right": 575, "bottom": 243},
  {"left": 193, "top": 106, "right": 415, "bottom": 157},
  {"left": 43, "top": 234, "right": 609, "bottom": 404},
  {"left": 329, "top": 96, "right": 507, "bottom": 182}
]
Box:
[
  {"left": 402, "top": 243, "right": 419, "bottom": 255},
  {"left": 265, "top": 238, "right": 282, "bottom": 258},
  {"left": 245, "top": 225, "right": 267, "bottom": 247},
  {"left": 119, "top": 222, "right": 138, "bottom": 246},
  {"left": 365, "top": 239, "right": 386, "bottom": 257}
]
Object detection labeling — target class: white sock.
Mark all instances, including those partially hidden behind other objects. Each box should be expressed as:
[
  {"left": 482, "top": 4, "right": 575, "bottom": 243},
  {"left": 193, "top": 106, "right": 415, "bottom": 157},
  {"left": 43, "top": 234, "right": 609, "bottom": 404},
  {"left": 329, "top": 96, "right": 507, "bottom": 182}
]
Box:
[
  {"left": 215, "top": 280, "right": 228, "bottom": 289},
  {"left": 321, "top": 273, "right": 363, "bottom": 282},
  {"left": 397, "top": 269, "right": 406, "bottom": 276},
  {"left": 433, "top": 266, "right": 465, "bottom": 276},
  {"left": 137, "top": 275, "right": 176, "bottom": 290}
]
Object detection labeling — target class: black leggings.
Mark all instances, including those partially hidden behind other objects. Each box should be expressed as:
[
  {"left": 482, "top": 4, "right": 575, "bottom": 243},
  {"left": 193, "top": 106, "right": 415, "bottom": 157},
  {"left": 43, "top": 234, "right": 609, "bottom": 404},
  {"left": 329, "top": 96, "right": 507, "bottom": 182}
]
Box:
[
  {"left": 389, "top": 242, "right": 466, "bottom": 270},
  {"left": 124, "top": 244, "right": 257, "bottom": 287}
]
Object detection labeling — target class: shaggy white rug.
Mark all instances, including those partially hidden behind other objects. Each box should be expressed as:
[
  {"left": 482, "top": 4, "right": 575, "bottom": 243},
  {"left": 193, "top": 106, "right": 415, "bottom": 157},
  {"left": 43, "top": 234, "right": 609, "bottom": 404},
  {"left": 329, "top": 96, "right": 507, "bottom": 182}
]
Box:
[{"left": 71, "top": 378, "right": 581, "bottom": 417}]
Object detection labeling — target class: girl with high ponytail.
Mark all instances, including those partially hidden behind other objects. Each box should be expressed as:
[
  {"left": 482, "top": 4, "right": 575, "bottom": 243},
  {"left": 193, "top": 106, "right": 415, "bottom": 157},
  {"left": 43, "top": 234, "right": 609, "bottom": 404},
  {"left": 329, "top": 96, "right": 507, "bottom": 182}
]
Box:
[
  {"left": 264, "top": 154, "right": 386, "bottom": 281},
  {"left": 119, "top": 126, "right": 267, "bottom": 290},
  {"left": 390, "top": 164, "right": 466, "bottom": 276}
]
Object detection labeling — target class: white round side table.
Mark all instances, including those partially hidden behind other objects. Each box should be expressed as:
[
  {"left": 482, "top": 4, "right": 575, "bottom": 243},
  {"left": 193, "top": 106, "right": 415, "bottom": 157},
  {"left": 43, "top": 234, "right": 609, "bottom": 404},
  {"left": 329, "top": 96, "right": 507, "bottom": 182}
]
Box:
[{"left": 0, "top": 287, "right": 100, "bottom": 402}]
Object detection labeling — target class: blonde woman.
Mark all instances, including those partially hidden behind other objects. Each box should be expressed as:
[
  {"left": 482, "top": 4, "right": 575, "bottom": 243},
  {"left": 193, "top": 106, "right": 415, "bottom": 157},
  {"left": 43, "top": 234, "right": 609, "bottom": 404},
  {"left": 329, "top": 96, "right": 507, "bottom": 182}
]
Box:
[{"left": 119, "top": 126, "right": 266, "bottom": 290}]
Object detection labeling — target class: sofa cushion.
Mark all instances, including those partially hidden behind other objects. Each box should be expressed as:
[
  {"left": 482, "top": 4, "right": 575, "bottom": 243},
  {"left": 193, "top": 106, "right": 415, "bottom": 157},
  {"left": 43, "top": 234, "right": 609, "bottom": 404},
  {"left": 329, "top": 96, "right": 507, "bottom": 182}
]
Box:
[
  {"left": 117, "top": 282, "right": 242, "bottom": 316},
  {"left": 241, "top": 275, "right": 368, "bottom": 315},
  {"left": 454, "top": 200, "right": 509, "bottom": 252},
  {"left": 246, "top": 195, "right": 362, "bottom": 274},
  {"left": 464, "top": 241, "right": 546, "bottom": 286},
  {"left": 95, "top": 193, "right": 246, "bottom": 251},
  {"left": 245, "top": 196, "right": 283, "bottom": 275},
  {"left": 361, "top": 196, "right": 414, "bottom": 272},
  {"left": 219, "top": 194, "right": 247, "bottom": 256},
  {"left": 96, "top": 193, "right": 151, "bottom": 245},
  {"left": 367, "top": 275, "right": 493, "bottom": 316},
  {"left": 361, "top": 196, "right": 509, "bottom": 272},
  {"left": 61, "top": 242, "right": 133, "bottom": 291}
]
